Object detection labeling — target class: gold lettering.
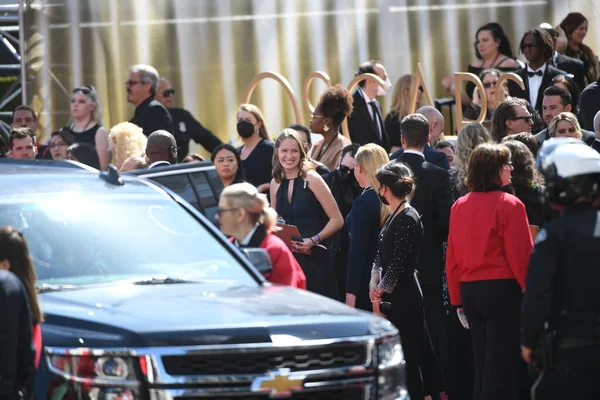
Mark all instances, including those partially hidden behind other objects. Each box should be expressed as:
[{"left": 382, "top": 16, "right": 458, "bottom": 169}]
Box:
[
  {"left": 242, "top": 71, "right": 302, "bottom": 125},
  {"left": 302, "top": 71, "right": 331, "bottom": 117},
  {"left": 410, "top": 63, "right": 434, "bottom": 113},
  {"left": 454, "top": 72, "right": 487, "bottom": 132}
]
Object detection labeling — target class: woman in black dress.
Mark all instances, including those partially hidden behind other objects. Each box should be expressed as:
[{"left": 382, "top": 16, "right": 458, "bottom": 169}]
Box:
[
  {"left": 369, "top": 161, "right": 436, "bottom": 400},
  {"left": 68, "top": 86, "right": 111, "bottom": 170},
  {"left": 237, "top": 104, "right": 274, "bottom": 193},
  {"left": 211, "top": 143, "right": 245, "bottom": 187},
  {"left": 270, "top": 129, "right": 343, "bottom": 299}
]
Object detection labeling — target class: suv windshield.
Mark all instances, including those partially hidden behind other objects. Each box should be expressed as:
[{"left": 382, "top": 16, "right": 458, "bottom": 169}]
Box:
[{"left": 0, "top": 191, "right": 257, "bottom": 288}]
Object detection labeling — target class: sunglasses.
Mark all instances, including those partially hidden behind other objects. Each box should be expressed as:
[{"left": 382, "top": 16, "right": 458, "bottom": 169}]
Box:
[
  {"left": 520, "top": 43, "right": 537, "bottom": 51},
  {"left": 72, "top": 87, "right": 92, "bottom": 95},
  {"left": 511, "top": 115, "right": 533, "bottom": 122},
  {"left": 163, "top": 89, "right": 176, "bottom": 97},
  {"left": 483, "top": 81, "right": 498, "bottom": 89}
]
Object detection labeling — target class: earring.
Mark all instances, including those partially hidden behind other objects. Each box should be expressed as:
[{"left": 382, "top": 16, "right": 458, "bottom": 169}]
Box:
[{"left": 324, "top": 125, "right": 329, "bottom": 132}]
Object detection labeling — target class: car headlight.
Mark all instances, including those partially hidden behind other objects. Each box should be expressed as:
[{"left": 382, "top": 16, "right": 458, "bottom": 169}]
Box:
[
  {"left": 376, "top": 334, "right": 409, "bottom": 400},
  {"left": 45, "top": 348, "right": 142, "bottom": 400}
]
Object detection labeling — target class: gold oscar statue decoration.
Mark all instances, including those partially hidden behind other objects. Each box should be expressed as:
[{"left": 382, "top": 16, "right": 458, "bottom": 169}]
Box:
[
  {"left": 409, "top": 63, "right": 435, "bottom": 114},
  {"left": 242, "top": 71, "right": 303, "bottom": 125},
  {"left": 302, "top": 71, "right": 331, "bottom": 117}
]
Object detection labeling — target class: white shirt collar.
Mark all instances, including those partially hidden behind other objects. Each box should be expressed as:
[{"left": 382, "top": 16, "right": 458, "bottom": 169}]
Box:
[
  {"left": 240, "top": 224, "right": 260, "bottom": 246},
  {"left": 358, "top": 87, "right": 376, "bottom": 103},
  {"left": 148, "top": 160, "right": 171, "bottom": 169},
  {"left": 527, "top": 63, "right": 547, "bottom": 74},
  {"left": 403, "top": 149, "right": 425, "bottom": 158}
]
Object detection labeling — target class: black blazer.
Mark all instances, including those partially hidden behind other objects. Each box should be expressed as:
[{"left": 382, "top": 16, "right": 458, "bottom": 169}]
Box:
[
  {"left": 394, "top": 152, "right": 453, "bottom": 286},
  {"left": 508, "top": 64, "right": 568, "bottom": 116},
  {"left": 346, "top": 188, "right": 381, "bottom": 311},
  {"left": 130, "top": 96, "right": 174, "bottom": 136},
  {"left": 553, "top": 53, "right": 586, "bottom": 91},
  {"left": 534, "top": 127, "right": 600, "bottom": 153},
  {"left": 347, "top": 90, "right": 390, "bottom": 152},
  {"left": 390, "top": 145, "right": 450, "bottom": 171},
  {"left": 169, "top": 108, "right": 222, "bottom": 162}
]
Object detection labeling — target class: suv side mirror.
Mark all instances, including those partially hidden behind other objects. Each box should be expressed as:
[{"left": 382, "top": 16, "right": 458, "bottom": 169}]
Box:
[{"left": 240, "top": 248, "right": 273, "bottom": 276}]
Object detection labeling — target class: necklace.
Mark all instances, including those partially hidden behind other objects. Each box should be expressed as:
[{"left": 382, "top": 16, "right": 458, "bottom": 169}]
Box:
[{"left": 484, "top": 52, "right": 501, "bottom": 69}]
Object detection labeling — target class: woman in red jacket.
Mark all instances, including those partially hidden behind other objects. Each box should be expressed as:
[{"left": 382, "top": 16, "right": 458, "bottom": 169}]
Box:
[
  {"left": 446, "top": 143, "right": 533, "bottom": 400},
  {"left": 0, "top": 226, "right": 43, "bottom": 368},
  {"left": 217, "top": 183, "right": 306, "bottom": 289}
]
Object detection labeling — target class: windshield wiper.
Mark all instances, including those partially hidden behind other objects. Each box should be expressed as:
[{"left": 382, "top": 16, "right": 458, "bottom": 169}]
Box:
[
  {"left": 128, "top": 276, "right": 192, "bottom": 286},
  {"left": 37, "top": 283, "right": 78, "bottom": 293}
]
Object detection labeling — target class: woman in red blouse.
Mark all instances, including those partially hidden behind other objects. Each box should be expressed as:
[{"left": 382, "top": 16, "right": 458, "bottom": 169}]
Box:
[
  {"left": 0, "top": 226, "right": 43, "bottom": 368},
  {"left": 446, "top": 143, "right": 533, "bottom": 400},
  {"left": 217, "top": 183, "right": 306, "bottom": 289}
]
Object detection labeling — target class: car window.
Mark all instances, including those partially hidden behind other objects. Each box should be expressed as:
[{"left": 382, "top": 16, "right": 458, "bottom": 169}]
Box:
[
  {"left": 0, "top": 193, "right": 257, "bottom": 288},
  {"left": 190, "top": 171, "right": 222, "bottom": 222},
  {"left": 151, "top": 174, "right": 203, "bottom": 212}
]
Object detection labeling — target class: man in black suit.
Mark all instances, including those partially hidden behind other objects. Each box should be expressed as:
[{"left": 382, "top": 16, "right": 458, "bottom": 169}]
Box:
[
  {"left": 580, "top": 77, "right": 600, "bottom": 132},
  {"left": 508, "top": 28, "right": 567, "bottom": 117},
  {"left": 389, "top": 107, "right": 450, "bottom": 170},
  {"left": 126, "top": 64, "right": 174, "bottom": 136},
  {"left": 347, "top": 60, "right": 391, "bottom": 152},
  {"left": 155, "top": 78, "right": 222, "bottom": 162},
  {"left": 394, "top": 114, "right": 453, "bottom": 390},
  {"left": 540, "top": 23, "right": 586, "bottom": 90},
  {"left": 535, "top": 86, "right": 598, "bottom": 149}
]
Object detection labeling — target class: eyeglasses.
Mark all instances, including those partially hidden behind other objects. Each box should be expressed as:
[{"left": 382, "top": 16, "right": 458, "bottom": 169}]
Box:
[
  {"left": 311, "top": 114, "right": 324, "bottom": 119},
  {"left": 520, "top": 43, "right": 537, "bottom": 51},
  {"left": 510, "top": 115, "right": 533, "bottom": 122},
  {"left": 215, "top": 208, "right": 238, "bottom": 218},
  {"left": 505, "top": 161, "right": 513, "bottom": 167},
  {"left": 163, "top": 89, "right": 176, "bottom": 97},
  {"left": 483, "top": 81, "right": 498, "bottom": 89},
  {"left": 125, "top": 80, "right": 143, "bottom": 86}
]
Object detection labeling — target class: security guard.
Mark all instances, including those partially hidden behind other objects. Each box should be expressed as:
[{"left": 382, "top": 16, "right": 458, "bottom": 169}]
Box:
[{"left": 521, "top": 138, "right": 600, "bottom": 399}]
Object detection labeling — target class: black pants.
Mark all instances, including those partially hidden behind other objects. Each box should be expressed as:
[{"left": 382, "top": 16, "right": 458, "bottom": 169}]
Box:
[
  {"left": 461, "top": 279, "right": 521, "bottom": 400},
  {"left": 421, "top": 285, "right": 449, "bottom": 391},
  {"left": 532, "top": 345, "right": 600, "bottom": 400}
]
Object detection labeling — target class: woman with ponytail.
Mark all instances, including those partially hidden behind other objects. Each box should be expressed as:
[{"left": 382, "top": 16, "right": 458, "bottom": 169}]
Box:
[{"left": 217, "top": 183, "right": 306, "bottom": 289}]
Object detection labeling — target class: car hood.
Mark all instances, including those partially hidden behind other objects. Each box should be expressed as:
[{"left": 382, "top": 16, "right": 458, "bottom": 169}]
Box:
[{"left": 41, "top": 283, "right": 389, "bottom": 348}]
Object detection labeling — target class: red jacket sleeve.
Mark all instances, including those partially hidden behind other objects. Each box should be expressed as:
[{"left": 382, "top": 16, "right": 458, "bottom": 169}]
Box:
[
  {"left": 446, "top": 205, "right": 462, "bottom": 306},
  {"left": 261, "top": 235, "right": 306, "bottom": 289},
  {"left": 32, "top": 323, "right": 42, "bottom": 368},
  {"left": 501, "top": 198, "right": 533, "bottom": 289}
]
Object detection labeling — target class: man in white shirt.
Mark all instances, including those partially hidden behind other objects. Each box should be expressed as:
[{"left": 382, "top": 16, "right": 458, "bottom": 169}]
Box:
[{"left": 508, "top": 28, "right": 567, "bottom": 118}]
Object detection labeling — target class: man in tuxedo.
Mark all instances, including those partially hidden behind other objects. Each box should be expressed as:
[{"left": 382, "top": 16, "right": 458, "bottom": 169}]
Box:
[
  {"left": 535, "top": 86, "right": 598, "bottom": 149},
  {"left": 580, "top": 77, "right": 600, "bottom": 132},
  {"left": 540, "top": 23, "right": 586, "bottom": 90},
  {"left": 390, "top": 107, "right": 450, "bottom": 170},
  {"left": 508, "top": 28, "right": 567, "bottom": 117},
  {"left": 155, "top": 78, "right": 222, "bottom": 162},
  {"left": 394, "top": 114, "right": 453, "bottom": 390},
  {"left": 347, "top": 60, "right": 391, "bottom": 152},
  {"left": 126, "top": 64, "right": 174, "bottom": 136}
]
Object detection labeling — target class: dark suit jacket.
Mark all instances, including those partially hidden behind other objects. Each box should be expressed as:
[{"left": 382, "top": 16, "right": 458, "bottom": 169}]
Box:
[
  {"left": 390, "top": 144, "right": 450, "bottom": 171},
  {"left": 553, "top": 53, "right": 586, "bottom": 90},
  {"left": 534, "top": 127, "right": 600, "bottom": 153},
  {"left": 394, "top": 152, "right": 453, "bottom": 286},
  {"left": 169, "top": 108, "right": 222, "bottom": 162},
  {"left": 130, "top": 96, "right": 174, "bottom": 136},
  {"left": 508, "top": 64, "right": 567, "bottom": 116},
  {"left": 346, "top": 189, "right": 380, "bottom": 311},
  {"left": 347, "top": 90, "right": 390, "bottom": 152}
]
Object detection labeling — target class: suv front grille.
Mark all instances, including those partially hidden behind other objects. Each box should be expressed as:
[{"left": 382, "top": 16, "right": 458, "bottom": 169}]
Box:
[
  {"left": 162, "top": 344, "right": 368, "bottom": 375},
  {"left": 173, "top": 387, "right": 365, "bottom": 399}
]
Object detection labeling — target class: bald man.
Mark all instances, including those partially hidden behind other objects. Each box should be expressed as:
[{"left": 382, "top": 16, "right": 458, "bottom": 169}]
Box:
[
  {"left": 389, "top": 108, "right": 450, "bottom": 170},
  {"left": 146, "top": 130, "right": 178, "bottom": 168},
  {"left": 155, "top": 78, "right": 222, "bottom": 162}
]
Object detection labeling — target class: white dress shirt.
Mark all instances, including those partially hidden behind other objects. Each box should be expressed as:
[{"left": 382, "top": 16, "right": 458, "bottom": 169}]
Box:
[
  {"left": 358, "top": 87, "right": 383, "bottom": 140},
  {"left": 527, "top": 63, "right": 547, "bottom": 108},
  {"left": 403, "top": 149, "right": 425, "bottom": 158}
]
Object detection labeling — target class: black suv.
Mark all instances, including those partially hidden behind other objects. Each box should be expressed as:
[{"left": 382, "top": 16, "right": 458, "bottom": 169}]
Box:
[{"left": 0, "top": 160, "right": 407, "bottom": 400}]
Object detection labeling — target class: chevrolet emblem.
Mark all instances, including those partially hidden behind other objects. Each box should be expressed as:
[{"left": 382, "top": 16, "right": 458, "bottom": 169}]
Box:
[{"left": 250, "top": 368, "right": 306, "bottom": 397}]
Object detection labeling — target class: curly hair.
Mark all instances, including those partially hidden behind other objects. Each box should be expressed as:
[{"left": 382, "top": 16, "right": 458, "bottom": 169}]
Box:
[
  {"left": 317, "top": 84, "right": 354, "bottom": 127},
  {"left": 474, "top": 23, "right": 515, "bottom": 60},
  {"left": 502, "top": 140, "right": 544, "bottom": 189},
  {"left": 456, "top": 122, "right": 492, "bottom": 191},
  {"left": 108, "top": 122, "right": 147, "bottom": 169},
  {"left": 519, "top": 28, "right": 554, "bottom": 62}
]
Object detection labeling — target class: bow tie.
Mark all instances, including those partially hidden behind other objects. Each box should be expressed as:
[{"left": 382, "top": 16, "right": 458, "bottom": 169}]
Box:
[{"left": 527, "top": 70, "right": 543, "bottom": 77}]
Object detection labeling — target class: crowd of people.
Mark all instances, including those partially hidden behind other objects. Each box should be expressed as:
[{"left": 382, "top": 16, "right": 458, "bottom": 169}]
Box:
[{"left": 2, "top": 10, "right": 600, "bottom": 400}]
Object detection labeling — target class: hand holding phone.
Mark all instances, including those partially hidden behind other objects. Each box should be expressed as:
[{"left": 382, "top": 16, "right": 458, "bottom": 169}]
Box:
[{"left": 291, "top": 236, "right": 304, "bottom": 242}]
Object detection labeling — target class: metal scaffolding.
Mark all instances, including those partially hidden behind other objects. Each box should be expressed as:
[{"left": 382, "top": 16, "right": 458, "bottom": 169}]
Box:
[{"left": 0, "top": 2, "right": 19, "bottom": 141}]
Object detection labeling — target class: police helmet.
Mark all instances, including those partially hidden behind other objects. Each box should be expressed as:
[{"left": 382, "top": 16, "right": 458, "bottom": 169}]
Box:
[{"left": 537, "top": 138, "right": 600, "bottom": 205}]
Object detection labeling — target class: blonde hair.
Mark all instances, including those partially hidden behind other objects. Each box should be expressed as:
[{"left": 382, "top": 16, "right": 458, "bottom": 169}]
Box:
[
  {"left": 272, "top": 129, "right": 313, "bottom": 184},
  {"left": 120, "top": 156, "right": 148, "bottom": 171},
  {"left": 456, "top": 122, "right": 492, "bottom": 186},
  {"left": 238, "top": 104, "right": 271, "bottom": 141},
  {"left": 355, "top": 143, "right": 390, "bottom": 226},
  {"left": 108, "top": 122, "right": 147, "bottom": 169},
  {"left": 221, "top": 182, "right": 278, "bottom": 232},
  {"left": 70, "top": 85, "right": 102, "bottom": 124},
  {"left": 548, "top": 112, "right": 582, "bottom": 139},
  {"left": 390, "top": 74, "right": 416, "bottom": 118}
]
